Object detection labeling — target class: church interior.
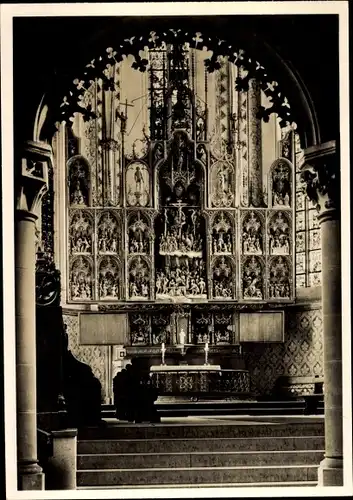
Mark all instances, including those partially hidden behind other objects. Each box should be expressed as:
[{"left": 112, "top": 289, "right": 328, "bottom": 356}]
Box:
[{"left": 7, "top": 11, "right": 347, "bottom": 492}]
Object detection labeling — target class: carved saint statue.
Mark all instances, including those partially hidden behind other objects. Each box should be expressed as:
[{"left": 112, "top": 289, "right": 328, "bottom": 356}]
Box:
[
  {"left": 218, "top": 165, "right": 230, "bottom": 194},
  {"left": 134, "top": 164, "right": 144, "bottom": 193}
]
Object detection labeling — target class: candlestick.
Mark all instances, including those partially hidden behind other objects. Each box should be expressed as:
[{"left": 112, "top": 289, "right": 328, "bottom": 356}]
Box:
[
  {"left": 239, "top": 345, "right": 242, "bottom": 355},
  {"left": 204, "top": 342, "right": 209, "bottom": 365},
  {"left": 161, "top": 342, "right": 166, "bottom": 365}
]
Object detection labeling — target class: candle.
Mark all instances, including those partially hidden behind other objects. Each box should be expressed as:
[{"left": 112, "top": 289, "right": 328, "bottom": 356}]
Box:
[
  {"left": 179, "top": 328, "right": 185, "bottom": 346},
  {"left": 205, "top": 342, "right": 209, "bottom": 352},
  {"left": 161, "top": 342, "right": 166, "bottom": 365}
]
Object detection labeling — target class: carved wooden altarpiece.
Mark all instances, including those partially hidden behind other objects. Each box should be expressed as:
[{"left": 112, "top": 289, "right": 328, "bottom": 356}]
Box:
[{"left": 63, "top": 40, "right": 295, "bottom": 347}]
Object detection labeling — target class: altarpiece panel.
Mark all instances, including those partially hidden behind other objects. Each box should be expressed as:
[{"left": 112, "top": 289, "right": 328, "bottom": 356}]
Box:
[{"left": 62, "top": 40, "right": 296, "bottom": 345}]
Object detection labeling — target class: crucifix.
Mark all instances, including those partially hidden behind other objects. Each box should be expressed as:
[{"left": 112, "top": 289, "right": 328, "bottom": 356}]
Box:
[{"left": 115, "top": 99, "right": 134, "bottom": 134}]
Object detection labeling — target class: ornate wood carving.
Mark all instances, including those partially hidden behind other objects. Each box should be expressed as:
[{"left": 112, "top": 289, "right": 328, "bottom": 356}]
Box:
[
  {"left": 62, "top": 40, "right": 299, "bottom": 338},
  {"left": 97, "top": 255, "right": 121, "bottom": 300},
  {"left": 269, "top": 158, "right": 293, "bottom": 208},
  {"left": 69, "top": 255, "right": 94, "bottom": 301},
  {"left": 68, "top": 155, "right": 91, "bottom": 207}
]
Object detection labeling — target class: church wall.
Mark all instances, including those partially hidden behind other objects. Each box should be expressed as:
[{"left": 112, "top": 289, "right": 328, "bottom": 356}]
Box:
[
  {"left": 62, "top": 312, "right": 109, "bottom": 402},
  {"left": 245, "top": 302, "right": 323, "bottom": 396}
]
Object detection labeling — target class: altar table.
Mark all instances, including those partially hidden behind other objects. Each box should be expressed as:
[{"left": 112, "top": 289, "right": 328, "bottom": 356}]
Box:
[{"left": 150, "top": 366, "right": 250, "bottom": 396}]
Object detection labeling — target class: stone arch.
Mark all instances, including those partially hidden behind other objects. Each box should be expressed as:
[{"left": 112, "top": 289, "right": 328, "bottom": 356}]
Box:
[{"left": 31, "top": 27, "right": 320, "bottom": 151}]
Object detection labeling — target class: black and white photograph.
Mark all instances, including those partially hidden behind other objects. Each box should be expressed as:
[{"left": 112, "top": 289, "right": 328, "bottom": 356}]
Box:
[{"left": 1, "top": 2, "right": 351, "bottom": 498}]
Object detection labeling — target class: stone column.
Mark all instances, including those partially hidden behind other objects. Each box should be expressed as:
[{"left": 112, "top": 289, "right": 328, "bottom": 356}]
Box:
[
  {"left": 46, "top": 429, "right": 78, "bottom": 490},
  {"left": 302, "top": 140, "right": 343, "bottom": 486},
  {"left": 248, "top": 78, "right": 263, "bottom": 207},
  {"left": 16, "top": 140, "right": 52, "bottom": 490}
]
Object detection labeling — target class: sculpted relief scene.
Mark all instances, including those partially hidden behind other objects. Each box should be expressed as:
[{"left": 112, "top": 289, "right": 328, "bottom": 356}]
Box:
[{"left": 64, "top": 42, "right": 295, "bottom": 303}]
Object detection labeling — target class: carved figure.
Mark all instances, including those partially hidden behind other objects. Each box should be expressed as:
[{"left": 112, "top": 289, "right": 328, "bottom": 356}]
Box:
[
  {"left": 128, "top": 212, "right": 150, "bottom": 255},
  {"left": 242, "top": 256, "right": 263, "bottom": 299},
  {"left": 68, "top": 156, "right": 90, "bottom": 207},
  {"left": 128, "top": 256, "right": 150, "bottom": 300},
  {"left": 213, "top": 256, "right": 233, "bottom": 299},
  {"left": 271, "top": 161, "right": 292, "bottom": 207},
  {"left": 269, "top": 256, "right": 291, "bottom": 299},
  {"left": 98, "top": 212, "right": 119, "bottom": 254},
  {"left": 126, "top": 162, "right": 150, "bottom": 207},
  {"left": 98, "top": 257, "right": 120, "bottom": 299},
  {"left": 242, "top": 211, "right": 263, "bottom": 255},
  {"left": 212, "top": 212, "right": 233, "bottom": 254},
  {"left": 134, "top": 165, "right": 144, "bottom": 193},
  {"left": 269, "top": 212, "right": 291, "bottom": 255},
  {"left": 70, "top": 212, "right": 93, "bottom": 254},
  {"left": 70, "top": 257, "right": 92, "bottom": 300},
  {"left": 211, "top": 162, "right": 234, "bottom": 208}
]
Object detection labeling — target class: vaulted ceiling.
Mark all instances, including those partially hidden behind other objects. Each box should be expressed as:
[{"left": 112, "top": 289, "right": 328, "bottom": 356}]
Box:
[{"left": 13, "top": 15, "right": 339, "bottom": 148}]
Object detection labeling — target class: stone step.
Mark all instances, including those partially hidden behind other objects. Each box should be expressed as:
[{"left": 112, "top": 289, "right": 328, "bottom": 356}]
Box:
[
  {"left": 155, "top": 408, "right": 306, "bottom": 417},
  {"left": 103, "top": 407, "right": 309, "bottom": 418},
  {"left": 77, "top": 464, "right": 319, "bottom": 487},
  {"left": 102, "top": 399, "right": 324, "bottom": 418},
  {"left": 78, "top": 480, "right": 318, "bottom": 489},
  {"left": 103, "top": 399, "right": 312, "bottom": 410},
  {"left": 78, "top": 421, "right": 324, "bottom": 440},
  {"left": 78, "top": 449, "right": 324, "bottom": 470},
  {"left": 78, "top": 435, "right": 325, "bottom": 454}
]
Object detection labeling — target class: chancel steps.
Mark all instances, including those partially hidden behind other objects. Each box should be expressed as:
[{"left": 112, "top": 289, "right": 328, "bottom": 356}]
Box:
[
  {"left": 77, "top": 417, "right": 324, "bottom": 488},
  {"left": 102, "top": 398, "right": 324, "bottom": 418}
]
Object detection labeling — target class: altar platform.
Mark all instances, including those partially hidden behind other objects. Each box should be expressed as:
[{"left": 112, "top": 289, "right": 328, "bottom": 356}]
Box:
[{"left": 150, "top": 364, "right": 221, "bottom": 371}]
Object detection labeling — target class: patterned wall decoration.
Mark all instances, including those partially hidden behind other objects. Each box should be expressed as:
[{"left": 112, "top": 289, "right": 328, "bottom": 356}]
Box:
[
  {"left": 245, "top": 307, "right": 323, "bottom": 396},
  {"left": 63, "top": 313, "right": 108, "bottom": 401}
]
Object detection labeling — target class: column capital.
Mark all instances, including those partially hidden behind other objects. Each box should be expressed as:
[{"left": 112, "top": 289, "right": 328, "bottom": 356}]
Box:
[
  {"left": 16, "top": 140, "right": 53, "bottom": 217},
  {"left": 300, "top": 140, "right": 339, "bottom": 222}
]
